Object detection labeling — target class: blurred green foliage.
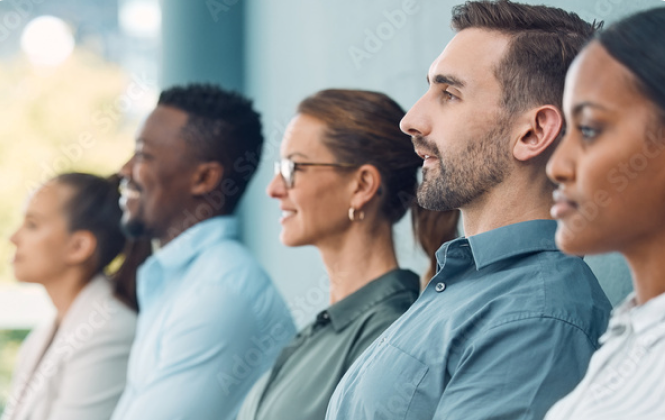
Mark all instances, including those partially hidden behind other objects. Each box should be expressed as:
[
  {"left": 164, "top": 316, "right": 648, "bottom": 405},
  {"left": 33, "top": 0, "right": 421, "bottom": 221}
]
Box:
[
  {"left": 0, "top": 50, "right": 147, "bottom": 285},
  {"left": 0, "top": 330, "right": 30, "bottom": 413}
]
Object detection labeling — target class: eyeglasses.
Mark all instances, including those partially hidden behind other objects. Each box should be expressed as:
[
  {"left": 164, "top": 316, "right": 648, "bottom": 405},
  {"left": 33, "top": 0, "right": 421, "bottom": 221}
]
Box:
[{"left": 274, "top": 158, "right": 357, "bottom": 188}]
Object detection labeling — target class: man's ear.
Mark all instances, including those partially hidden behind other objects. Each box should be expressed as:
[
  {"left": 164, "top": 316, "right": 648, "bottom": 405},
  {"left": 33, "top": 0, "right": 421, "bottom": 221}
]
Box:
[
  {"left": 65, "top": 230, "right": 97, "bottom": 266},
  {"left": 512, "top": 105, "right": 563, "bottom": 162},
  {"left": 349, "top": 164, "right": 382, "bottom": 210},
  {"left": 191, "top": 161, "right": 225, "bottom": 196}
]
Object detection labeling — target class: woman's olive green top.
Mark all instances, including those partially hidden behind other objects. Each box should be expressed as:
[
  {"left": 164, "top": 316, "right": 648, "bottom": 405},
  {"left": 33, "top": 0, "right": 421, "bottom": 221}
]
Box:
[{"left": 236, "top": 268, "right": 420, "bottom": 420}]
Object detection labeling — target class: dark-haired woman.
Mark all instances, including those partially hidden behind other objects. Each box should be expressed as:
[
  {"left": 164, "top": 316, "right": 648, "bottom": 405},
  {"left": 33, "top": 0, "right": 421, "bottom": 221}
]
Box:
[
  {"left": 545, "top": 7, "right": 665, "bottom": 419},
  {"left": 3, "top": 173, "right": 151, "bottom": 420},
  {"left": 236, "top": 89, "right": 458, "bottom": 420}
]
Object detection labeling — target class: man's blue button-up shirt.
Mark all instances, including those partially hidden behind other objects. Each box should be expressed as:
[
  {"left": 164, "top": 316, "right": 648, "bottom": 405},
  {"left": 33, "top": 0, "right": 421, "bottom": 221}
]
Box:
[
  {"left": 111, "top": 216, "right": 296, "bottom": 420},
  {"left": 326, "top": 220, "right": 612, "bottom": 420}
]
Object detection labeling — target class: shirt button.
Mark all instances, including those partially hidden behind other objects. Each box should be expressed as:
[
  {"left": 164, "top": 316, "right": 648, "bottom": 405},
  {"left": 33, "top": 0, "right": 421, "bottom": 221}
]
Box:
[
  {"left": 435, "top": 282, "right": 446, "bottom": 292},
  {"left": 380, "top": 338, "right": 387, "bottom": 345},
  {"left": 611, "top": 324, "right": 627, "bottom": 335}
]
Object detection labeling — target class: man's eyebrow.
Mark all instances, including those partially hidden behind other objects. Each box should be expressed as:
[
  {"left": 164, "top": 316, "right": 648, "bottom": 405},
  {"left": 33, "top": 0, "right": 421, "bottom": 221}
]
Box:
[{"left": 427, "top": 74, "right": 466, "bottom": 88}]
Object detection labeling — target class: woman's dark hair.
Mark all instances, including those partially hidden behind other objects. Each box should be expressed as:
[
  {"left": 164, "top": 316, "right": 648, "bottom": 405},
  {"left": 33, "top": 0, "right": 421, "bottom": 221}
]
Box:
[
  {"left": 297, "top": 89, "right": 459, "bottom": 283},
  {"left": 597, "top": 7, "right": 665, "bottom": 121},
  {"left": 54, "top": 173, "right": 152, "bottom": 311}
]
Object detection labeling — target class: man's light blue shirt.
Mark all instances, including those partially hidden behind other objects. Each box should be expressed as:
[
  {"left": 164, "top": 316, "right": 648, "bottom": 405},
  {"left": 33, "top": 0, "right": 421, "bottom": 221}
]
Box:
[
  {"left": 326, "top": 220, "right": 612, "bottom": 420},
  {"left": 111, "top": 216, "right": 296, "bottom": 420}
]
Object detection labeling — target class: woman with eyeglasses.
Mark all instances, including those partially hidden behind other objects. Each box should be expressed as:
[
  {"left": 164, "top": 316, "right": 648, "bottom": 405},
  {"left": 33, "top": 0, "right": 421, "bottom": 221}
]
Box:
[
  {"left": 236, "top": 89, "right": 459, "bottom": 420},
  {"left": 544, "top": 7, "right": 665, "bottom": 419},
  {"left": 3, "top": 173, "right": 151, "bottom": 420}
]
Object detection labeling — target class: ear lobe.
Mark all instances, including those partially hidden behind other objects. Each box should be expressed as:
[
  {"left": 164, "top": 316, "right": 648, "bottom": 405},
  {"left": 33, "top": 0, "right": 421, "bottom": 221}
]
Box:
[
  {"left": 513, "top": 106, "right": 563, "bottom": 162},
  {"left": 191, "top": 162, "right": 225, "bottom": 196},
  {"left": 66, "top": 231, "right": 97, "bottom": 266}
]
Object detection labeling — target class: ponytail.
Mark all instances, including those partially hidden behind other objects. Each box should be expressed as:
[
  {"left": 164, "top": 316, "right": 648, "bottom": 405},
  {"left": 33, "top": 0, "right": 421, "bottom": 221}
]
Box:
[
  {"left": 411, "top": 203, "right": 459, "bottom": 286},
  {"left": 109, "top": 236, "right": 152, "bottom": 312}
]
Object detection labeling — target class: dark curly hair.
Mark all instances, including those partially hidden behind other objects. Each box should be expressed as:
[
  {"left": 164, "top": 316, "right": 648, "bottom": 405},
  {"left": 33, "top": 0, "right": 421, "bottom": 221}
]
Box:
[{"left": 158, "top": 83, "right": 264, "bottom": 214}]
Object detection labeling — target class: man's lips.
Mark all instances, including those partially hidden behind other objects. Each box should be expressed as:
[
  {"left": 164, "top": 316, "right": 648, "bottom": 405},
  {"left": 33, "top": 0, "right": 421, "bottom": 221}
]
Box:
[
  {"left": 412, "top": 136, "right": 439, "bottom": 160},
  {"left": 414, "top": 147, "right": 436, "bottom": 159},
  {"left": 119, "top": 178, "right": 141, "bottom": 210},
  {"left": 414, "top": 148, "right": 438, "bottom": 166},
  {"left": 551, "top": 189, "right": 579, "bottom": 219},
  {"left": 120, "top": 179, "right": 141, "bottom": 195}
]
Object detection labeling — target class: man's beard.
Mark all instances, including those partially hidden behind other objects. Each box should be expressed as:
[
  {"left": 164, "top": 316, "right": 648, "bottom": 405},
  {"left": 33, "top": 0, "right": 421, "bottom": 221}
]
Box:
[
  {"left": 416, "top": 123, "right": 512, "bottom": 212},
  {"left": 121, "top": 216, "right": 148, "bottom": 239}
]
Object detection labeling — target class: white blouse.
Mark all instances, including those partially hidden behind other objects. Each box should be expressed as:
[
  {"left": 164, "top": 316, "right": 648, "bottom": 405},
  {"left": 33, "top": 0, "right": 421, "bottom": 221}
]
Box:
[
  {"left": 1, "top": 276, "right": 137, "bottom": 420},
  {"left": 546, "top": 291, "right": 665, "bottom": 420}
]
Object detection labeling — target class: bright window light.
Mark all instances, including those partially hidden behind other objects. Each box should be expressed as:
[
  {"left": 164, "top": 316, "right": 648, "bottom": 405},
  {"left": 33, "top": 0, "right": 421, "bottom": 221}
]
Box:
[
  {"left": 119, "top": 0, "right": 161, "bottom": 38},
  {"left": 20, "top": 16, "right": 75, "bottom": 67}
]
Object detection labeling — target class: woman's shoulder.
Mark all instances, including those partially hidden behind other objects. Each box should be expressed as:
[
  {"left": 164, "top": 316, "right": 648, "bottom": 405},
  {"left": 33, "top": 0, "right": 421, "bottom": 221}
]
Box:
[
  {"left": 12, "top": 319, "right": 58, "bottom": 379},
  {"left": 59, "top": 276, "right": 137, "bottom": 348},
  {"left": 365, "top": 268, "right": 420, "bottom": 317}
]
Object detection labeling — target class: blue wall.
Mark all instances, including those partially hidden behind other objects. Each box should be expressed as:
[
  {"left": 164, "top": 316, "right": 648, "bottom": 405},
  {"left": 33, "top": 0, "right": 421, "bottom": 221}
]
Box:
[{"left": 160, "top": 0, "right": 245, "bottom": 91}]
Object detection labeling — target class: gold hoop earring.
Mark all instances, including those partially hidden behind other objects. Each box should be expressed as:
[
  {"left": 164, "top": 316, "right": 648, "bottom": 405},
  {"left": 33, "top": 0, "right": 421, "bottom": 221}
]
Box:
[{"left": 348, "top": 207, "right": 365, "bottom": 222}]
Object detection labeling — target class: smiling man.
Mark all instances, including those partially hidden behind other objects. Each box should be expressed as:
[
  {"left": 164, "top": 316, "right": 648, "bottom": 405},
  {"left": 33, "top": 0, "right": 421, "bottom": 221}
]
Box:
[
  {"left": 111, "top": 84, "right": 295, "bottom": 420},
  {"left": 326, "top": 1, "right": 612, "bottom": 419}
]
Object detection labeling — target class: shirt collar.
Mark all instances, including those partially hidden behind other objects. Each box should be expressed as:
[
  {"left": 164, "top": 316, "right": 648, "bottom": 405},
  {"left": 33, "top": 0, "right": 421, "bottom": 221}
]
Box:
[
  {"left": 59, "top": 274, "right": 109, "bottom": 332},
  {"left": 319, "top": 269, "right": 419, "bottom": 333},
  {"left": 611, "top": 291, "right": 665, "bottom": 335},
  {"left": 461, "top": 219, "right": 560, "bottom": 270},
  {"left": 152, "top": 215, "right": 239, "bottom": 271}
]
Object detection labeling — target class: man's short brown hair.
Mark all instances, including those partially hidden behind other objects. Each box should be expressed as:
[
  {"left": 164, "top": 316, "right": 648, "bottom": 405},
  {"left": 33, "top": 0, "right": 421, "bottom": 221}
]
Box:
[{"left": 452, "top": 0, "right": 602, "bottom": 114}]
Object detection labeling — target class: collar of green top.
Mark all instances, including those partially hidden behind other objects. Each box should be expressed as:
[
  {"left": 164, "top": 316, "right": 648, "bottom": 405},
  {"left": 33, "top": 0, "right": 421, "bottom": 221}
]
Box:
[{"left": 320, "top": 269, "right": 419, "bottom": 333}]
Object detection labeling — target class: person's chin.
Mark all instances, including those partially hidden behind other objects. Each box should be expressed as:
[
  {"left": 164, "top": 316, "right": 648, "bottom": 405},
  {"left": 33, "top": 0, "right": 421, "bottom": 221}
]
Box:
[
  {"left": 555, "top": 222, "right": 603, "bottom": 256},
  {"left": 279, "top": 234, "right": 299, "bottom": 247},
  {"left": 121, "top": 216, "right": 148, "bottom": 239},
  {"left": 279, "top": 230, "right": 308, "bottom": 248},
  {"left": 12, "top": 271, "right": 38, "bottom": 284}
]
